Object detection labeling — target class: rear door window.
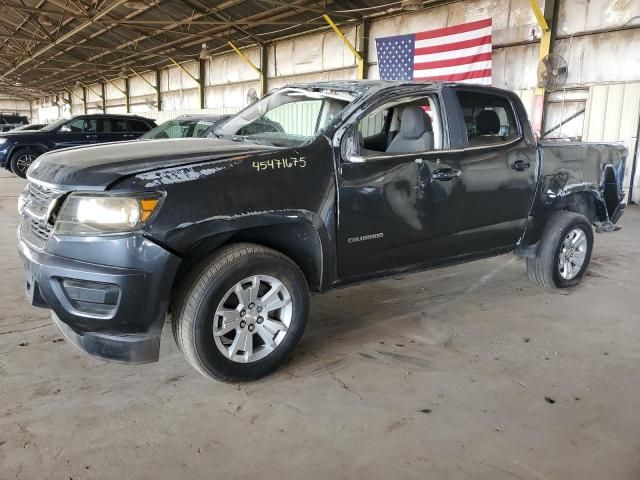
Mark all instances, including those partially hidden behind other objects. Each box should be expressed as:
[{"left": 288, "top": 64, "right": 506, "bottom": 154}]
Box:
[
  {"left": 455, "top": 90, "right": 519, "bottom": 147},
  {"left": 128, "top": 120, "right": 152, "bottom": 132}
]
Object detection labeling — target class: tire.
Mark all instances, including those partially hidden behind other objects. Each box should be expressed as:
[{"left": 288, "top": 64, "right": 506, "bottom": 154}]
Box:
[
  {"left": 526, "top": 211, "right": 594, "bottom": 288},
  {"left": 172, "top": 243, "right": 309, "bottom": 382},
  {"left": 10, "top": 148, "right": 40, "bottom": 178}
]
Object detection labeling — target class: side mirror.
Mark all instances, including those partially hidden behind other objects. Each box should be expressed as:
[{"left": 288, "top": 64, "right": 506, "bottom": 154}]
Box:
[
  {"left": 340, "top": 125, "right": 365, "bottom": 163},
  {"left": 59, "top": 125, "right": 71, "bottom": 133}
]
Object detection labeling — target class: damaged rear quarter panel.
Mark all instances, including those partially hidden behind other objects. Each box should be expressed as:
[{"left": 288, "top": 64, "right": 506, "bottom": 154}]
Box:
[{"left": 523, "top": 141, "right": 627, "bottom": 243}]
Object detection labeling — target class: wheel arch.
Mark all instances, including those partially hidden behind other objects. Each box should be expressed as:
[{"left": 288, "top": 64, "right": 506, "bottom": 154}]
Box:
[
  {"left": 516, "top": 189, "right": 609, "bottom": 258},
  {"left": 169, "top": 217, "right": 328, "bottom": 308},
  {"left": 6, "top": 144, "right": 49, "bottom": 170},
  {"left": 550, "top": 190, "right": 606, "bottom": 224}
]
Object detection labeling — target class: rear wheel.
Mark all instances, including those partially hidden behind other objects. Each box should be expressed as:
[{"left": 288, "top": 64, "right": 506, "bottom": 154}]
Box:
[
  {"left": 526, "top": 211, "right": 594, "bottom": 288},
  {"left": 10, "top": 148, "right": 40, "bottom": 178},
  {"left": 172, "top": 243, "right": 309, "bottom": 382}
]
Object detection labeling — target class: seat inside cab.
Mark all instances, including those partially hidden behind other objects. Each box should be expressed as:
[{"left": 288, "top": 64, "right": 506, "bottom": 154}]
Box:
[{"left": 356, "top": 96, "right": 442, "bottom": 156}]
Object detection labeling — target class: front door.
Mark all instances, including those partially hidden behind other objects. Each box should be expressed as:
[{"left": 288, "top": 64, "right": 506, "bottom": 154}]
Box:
[
  {"left": 54, "top": 117, "right": 99, "bottom": 149},
  {"left": 337, "top": 92, "right": 467, "bottom": 279}
]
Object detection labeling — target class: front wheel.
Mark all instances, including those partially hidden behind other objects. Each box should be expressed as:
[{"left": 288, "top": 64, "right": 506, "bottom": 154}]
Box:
[
  {"left": 526, "top": 211, "right": 594, "bottom": 288},
  {"left": 10, "top": 148, "right": 40, "bottom": 178},
  {"left": 172, "top": 243, "right": 309, "bottom": 382}
]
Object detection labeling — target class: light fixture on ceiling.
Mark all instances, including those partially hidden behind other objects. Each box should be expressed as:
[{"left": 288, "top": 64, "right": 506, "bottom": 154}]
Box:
[
  {"left": 199, "top": 43, "right": 210, "bottom": 60},
  {"left": 401, "top": 0, "right": 422, "bottom": 10},
  {"left": 124, "top": 1, "right": 147, "bottom": 9},
  {"left": 38, "top": 14, "right": 53, "bottom": 25}
]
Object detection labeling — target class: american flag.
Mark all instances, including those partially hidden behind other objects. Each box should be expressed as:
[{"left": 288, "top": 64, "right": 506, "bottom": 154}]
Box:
[{"left": 375, "top": 18, "right": 492, "bottom": 85}]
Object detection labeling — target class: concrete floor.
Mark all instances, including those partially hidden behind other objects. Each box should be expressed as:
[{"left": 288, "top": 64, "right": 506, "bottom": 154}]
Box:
[{"left": 1, "top": 169, "right": 639, "bottom": 480}]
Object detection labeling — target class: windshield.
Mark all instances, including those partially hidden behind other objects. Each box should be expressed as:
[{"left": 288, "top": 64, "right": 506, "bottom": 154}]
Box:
[
  {"left": 40, "top": 118, "right": 70, "bottom": 131},
  {"left": 212, "top": 87, "right": 356, "bottom": 147},
  {"left": 141, "top": 119, "right": 216, "bottom": 139}
]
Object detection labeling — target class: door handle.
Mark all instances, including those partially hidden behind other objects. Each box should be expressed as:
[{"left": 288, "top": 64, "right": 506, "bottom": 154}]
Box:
[
  {"left": 431, "top": 168, "right": 463, "bottom": 181},
  {"left": 511, "top": 160, "right": 531, "bottom": 171}
]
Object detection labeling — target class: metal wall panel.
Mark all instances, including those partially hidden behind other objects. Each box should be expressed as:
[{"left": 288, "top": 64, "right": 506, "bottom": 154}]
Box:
[
  {"left": 554, "top": 29, "right": 640, "bottom": 87},
  {"left": 583, "top": 82, "right": 640, "bottom": 202},
  {"left": 105, "top": 79, "right": 125, "bottom": 100},
  {"left": 559, "top": 0, "right": 640, "bottom": 35},
  {"left": 164, "top": 62, "right": 199, "bottom": 92},
  {"left": 205, "top": 82, "right": 260, "bottom": 111},
  {"left": 162, "top": 88, "right": 200, "bottom": 110},
  {"left": 208, "top": 47, "right": 260, "bottom": 85},
  {"left": 0, "top": 97, "right": 30, "bottom": 119},
  {"left": 268, "top": 28, "right": 357, "bottom": 79},
  {"left": 129, "top": 72, "right": 156, "bottom": 96}
]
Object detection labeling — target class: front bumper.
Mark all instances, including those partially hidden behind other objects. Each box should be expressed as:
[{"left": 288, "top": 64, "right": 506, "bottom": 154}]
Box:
[
  {"left": 18, "top": 232, "right": 180, "bottom": 363},
  {"left": 0, "top": 149, "right": 8, "bottom": 168}
]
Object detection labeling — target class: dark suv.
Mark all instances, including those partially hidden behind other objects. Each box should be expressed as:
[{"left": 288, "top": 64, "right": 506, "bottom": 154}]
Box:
[
  {"left": 0, "top": 114, "right": 156, "bottom": 177},
  {"left": 0, "top": 113, "right": 29, "bottom": 133}
]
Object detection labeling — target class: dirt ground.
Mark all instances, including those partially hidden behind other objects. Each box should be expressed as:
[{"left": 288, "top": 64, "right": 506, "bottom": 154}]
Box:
[{"left": 1, "top": 169, "right": 639, "bottom": 480}]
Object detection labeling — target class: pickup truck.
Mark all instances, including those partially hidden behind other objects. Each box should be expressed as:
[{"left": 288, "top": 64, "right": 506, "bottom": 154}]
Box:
[{"left": 17, "top": 81, "right": 627, "bottom": 382}]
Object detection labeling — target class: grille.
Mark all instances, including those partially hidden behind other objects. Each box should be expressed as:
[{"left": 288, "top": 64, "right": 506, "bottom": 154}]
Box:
[{"left": 20, "top": 182, "right": 64, "bottom": 250}]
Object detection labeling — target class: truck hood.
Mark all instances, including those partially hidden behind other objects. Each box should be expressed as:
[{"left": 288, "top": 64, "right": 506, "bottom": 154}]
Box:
[{"left": 27, "top": 138, "right": 277, "bottom": 189}]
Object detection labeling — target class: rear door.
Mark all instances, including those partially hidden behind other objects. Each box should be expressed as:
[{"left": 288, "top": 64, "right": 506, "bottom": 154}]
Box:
[
  {"left": 454, "top": 88, "right": 537, "bottom": 252},
  {"left": 97, "top": 117, "right": 133, "bottom": 143},
  {"left": 127, "top": 119, "right": 153, "bottom": 139}
]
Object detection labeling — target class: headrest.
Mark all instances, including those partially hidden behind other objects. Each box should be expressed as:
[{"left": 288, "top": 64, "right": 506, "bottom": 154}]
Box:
[
  {"left": 477, "top": 110, "right": 501, "bottom": 135},
  {"left": 400, "top": 106, "right": 432, "bottom": 139}
]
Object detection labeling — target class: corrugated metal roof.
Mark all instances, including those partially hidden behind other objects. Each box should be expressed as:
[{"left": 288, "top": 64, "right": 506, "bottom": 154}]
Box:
[{"left": 0, "top": 0, "right": 439, "bottom": 98}]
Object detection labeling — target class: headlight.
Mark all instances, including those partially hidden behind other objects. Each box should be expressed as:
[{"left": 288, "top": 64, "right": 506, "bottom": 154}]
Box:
[
  {"left": 0, "top": 138, "right": 7, "bottom": 145},
  {"left": 17, "top": 187, "right": 29, "bottom": 215},
  {"left": 53, "top": 193, "right": 162, "bottom": 235}
]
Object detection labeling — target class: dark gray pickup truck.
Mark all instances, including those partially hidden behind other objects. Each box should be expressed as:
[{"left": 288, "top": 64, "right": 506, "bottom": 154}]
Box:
[{"left": 17, "top": 81, "right": 626, "bottom": 382}]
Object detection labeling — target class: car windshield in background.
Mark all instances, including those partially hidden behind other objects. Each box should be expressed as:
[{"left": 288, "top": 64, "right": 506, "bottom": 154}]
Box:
[
  {"left": 142, "top": 119, "right": 216, "bottom": 140},
  {"left": 39, "top": 118, "right": 69, "bottom": 131},
  {"left": 212, "top": 88, "right": 357, "bottom": 147}
]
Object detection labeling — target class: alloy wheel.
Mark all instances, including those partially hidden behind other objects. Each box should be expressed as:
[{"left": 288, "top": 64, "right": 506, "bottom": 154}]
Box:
[
  {"left": 15, "top": 153, "right": 36, "bottom": 174},
  {"left": 213, "top": 275, "right": 292, "bottom": 363},
  {"left": 558, "top": 227, "right": 588, "bottom": 280}
]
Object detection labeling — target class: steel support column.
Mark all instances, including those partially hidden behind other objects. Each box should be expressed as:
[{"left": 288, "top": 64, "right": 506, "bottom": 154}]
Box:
[
  {"left": 199, "top": 59, "right": 206, "bottom": 109},
  {"left": 156, "top": 70, "right": 162, "bottom": 112},
  {"left": 260, "top": 45, "right": 268, "bottom": 96},
  {"left": 124, "top": 77, "right": 130, "bottom": 113},
  {"left": 101, "top": 83, "right": 107, "bottom": 113},
  {"left": 530, "top": 0, "right": 559, "bottom": 135}
]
